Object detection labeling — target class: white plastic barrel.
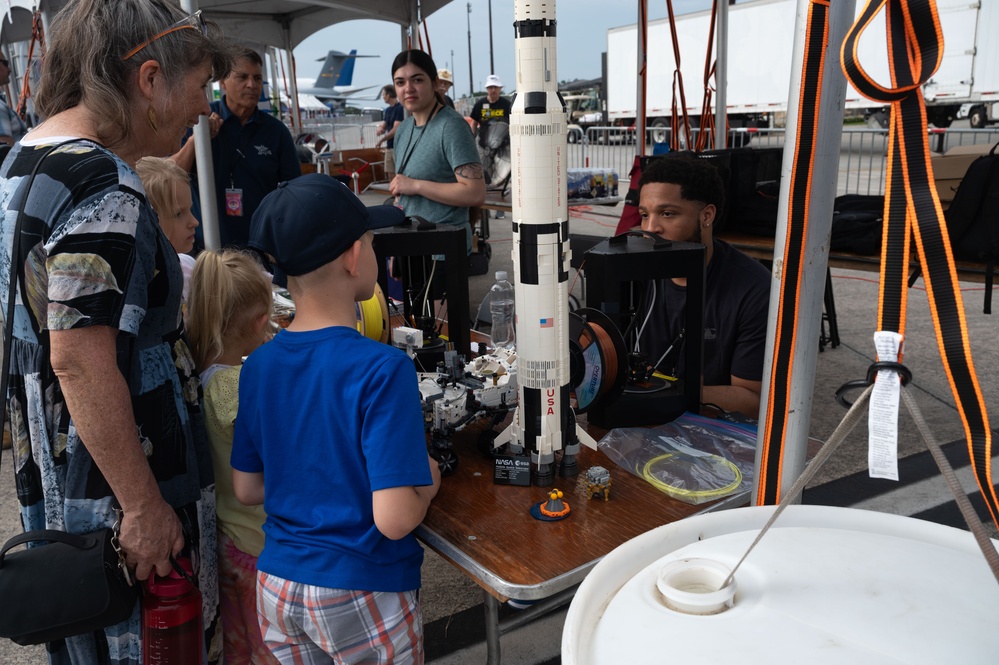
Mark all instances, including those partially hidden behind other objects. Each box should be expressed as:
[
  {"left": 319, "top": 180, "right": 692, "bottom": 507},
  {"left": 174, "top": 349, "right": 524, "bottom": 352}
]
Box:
[{"left": 563, "top": 505, "right": 999, "bottom": 664}]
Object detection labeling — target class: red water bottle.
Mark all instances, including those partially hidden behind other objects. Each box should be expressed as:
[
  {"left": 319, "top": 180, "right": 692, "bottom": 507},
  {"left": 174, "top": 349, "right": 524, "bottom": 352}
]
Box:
[{"left": 142, "top": 557, "right": 204, "bottom": 664}]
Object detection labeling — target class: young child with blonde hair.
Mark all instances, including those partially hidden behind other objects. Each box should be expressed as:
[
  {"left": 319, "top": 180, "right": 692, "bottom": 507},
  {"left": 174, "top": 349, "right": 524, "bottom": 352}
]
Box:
[
  {"left": 187, "top": 248, "right": 278, "bottom": 665},
  {"left": 135, "top": 156, "right": 200, "bottom": 303}
]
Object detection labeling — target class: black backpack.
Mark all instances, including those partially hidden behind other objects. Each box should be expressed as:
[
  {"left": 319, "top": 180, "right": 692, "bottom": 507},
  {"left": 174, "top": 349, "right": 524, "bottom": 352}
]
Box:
[
  {"left": 831, "top": 194, "right": 884, "bottom": 256},
  {"left": 943, "top": 141, "right": 999, "bottom": 313}
]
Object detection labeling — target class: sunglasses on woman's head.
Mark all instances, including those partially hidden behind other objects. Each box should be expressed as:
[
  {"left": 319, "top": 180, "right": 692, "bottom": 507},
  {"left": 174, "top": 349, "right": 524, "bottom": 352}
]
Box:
[{"left": 121, "top": 10, "right": 208, "bottom": 61}]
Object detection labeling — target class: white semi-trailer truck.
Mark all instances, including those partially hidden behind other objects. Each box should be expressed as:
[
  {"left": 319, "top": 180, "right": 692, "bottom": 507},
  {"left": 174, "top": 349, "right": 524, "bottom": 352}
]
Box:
[{"left": 606, "top": 0, "right": 999, "bottom": 138}]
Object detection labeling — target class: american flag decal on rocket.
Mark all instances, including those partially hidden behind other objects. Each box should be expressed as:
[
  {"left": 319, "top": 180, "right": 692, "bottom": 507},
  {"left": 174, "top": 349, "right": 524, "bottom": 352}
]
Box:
[{"left": 540, "top": 318, "right": 553, "bottom": 328}]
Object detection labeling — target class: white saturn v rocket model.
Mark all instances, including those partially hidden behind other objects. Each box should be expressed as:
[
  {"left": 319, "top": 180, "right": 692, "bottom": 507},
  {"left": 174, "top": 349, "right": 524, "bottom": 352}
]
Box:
[{"left": 493, "top": 0, "right": 598, "bottom": 485}]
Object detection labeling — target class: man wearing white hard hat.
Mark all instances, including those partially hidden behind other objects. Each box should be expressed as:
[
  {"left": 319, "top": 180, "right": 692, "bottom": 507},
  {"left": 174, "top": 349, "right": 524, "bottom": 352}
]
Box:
[
  {"left": 470, "top": 74, "right": 511, "bottom": 139},
  {"left": 437, "top": 68, "right": 455, "bottom": 109}
]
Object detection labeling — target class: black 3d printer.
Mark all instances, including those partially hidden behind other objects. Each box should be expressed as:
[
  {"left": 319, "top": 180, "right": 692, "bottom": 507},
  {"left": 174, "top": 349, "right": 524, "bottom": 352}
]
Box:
[
  {"left": 576, "top": 231, "right": 705, "bottom": 428},
  {"left": 372, "top": 219, "right": 472, "bottom": 364}
]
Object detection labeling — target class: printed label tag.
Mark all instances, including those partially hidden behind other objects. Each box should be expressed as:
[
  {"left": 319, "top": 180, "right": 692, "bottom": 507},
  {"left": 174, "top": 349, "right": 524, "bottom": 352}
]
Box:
[
  {"left": 493, "top": 455, "right": 531, "bottom": 486},
  {"left": 869, "top": 331, "right": 903, "bottom": 481},
  {"left": 225, "top": 188, "right": 244, "bottom": 216}
]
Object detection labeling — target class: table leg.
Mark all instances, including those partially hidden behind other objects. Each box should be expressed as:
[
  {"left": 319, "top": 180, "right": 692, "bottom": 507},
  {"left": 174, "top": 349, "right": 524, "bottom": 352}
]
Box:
[{"left": 484, "top": 591, "right": 502, "bottom": 664}]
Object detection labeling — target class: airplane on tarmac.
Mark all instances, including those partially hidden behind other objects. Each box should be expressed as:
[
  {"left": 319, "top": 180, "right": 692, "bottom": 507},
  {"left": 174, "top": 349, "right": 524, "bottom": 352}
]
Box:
[{"left": 291, "top": 49, "right": 381, "bottom": 105}]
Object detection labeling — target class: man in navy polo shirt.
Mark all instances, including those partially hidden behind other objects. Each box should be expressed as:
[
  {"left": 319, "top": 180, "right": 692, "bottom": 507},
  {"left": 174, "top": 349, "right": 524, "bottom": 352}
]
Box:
[{"left": 174, "top": 48, "right": 301, "bottom": 248}]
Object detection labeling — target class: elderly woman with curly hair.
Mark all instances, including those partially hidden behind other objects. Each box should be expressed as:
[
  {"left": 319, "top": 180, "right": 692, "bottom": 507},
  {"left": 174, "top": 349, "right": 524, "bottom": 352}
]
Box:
[{"left": 0, "top": 1, "right": 234, "bottom": 662}]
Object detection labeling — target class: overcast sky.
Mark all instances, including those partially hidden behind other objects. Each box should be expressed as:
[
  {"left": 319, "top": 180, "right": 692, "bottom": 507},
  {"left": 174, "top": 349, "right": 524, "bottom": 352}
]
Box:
[{"left": 292, "top": 0, "right": 713, "bottom": 104}]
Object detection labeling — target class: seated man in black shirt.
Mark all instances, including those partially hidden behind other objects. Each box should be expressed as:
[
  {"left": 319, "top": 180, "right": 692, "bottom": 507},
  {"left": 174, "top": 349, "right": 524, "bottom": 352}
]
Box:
[{"left": 636, "top": 156, "right": 771, "bottom": 417}]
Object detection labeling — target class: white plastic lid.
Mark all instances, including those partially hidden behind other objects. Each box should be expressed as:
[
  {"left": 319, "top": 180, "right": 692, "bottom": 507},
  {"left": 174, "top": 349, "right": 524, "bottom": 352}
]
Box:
[
  {"left": 564, "top": 506, "right": 999, "bottom": 665},
  {"left": 495, "top": 271, "right": 508, "bottom": 281}
]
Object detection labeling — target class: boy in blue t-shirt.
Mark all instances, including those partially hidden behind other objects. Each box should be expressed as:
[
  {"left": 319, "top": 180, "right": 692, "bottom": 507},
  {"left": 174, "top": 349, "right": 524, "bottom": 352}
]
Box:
[{"left": 231, "top": 174, "right": 441, "bottom": 665}]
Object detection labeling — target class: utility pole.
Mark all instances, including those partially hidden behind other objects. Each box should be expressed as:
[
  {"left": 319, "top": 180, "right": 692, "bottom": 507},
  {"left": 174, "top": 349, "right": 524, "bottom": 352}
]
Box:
[
  {"left": 450, "top": 48, "right": 455, "bottom": 95},
  {"left": 488, "top": 0, "right": 495, "bottom": 75},
  {"left": 466, "top": 3, "right": 474, "bottom": 96}
]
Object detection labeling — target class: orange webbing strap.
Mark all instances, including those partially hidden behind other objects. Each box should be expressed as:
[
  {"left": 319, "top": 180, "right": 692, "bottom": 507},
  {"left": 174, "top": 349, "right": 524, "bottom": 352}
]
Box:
[
  {"left": 755, "top": 0, "right": 829, "bottom": 506},
  {"left": 665, "top": 0, "right": 693, "bottom": 152},
  {"left": 15, "top": 12, "right": 45, "bottom": 120},
  {"left": 695, "top": 0, "right": 718, "bottom": 152},
  {"left": 842, "top": 0, "right": 998, "bottom": 528}
]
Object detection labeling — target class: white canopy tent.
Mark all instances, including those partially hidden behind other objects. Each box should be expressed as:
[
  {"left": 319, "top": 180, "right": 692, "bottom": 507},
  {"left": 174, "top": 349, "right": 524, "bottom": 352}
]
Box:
[
  {"left": 197, "top": 0, "right": 453, "bottom": 49},
  {"left": 280, "top": 92, "right": 331, "bottom": 113}
]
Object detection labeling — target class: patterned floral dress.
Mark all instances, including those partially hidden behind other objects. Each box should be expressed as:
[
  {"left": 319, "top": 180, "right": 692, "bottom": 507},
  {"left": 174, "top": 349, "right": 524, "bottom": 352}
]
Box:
[{"left": 0, "top": 140, "right": 221, "bottom": 664}]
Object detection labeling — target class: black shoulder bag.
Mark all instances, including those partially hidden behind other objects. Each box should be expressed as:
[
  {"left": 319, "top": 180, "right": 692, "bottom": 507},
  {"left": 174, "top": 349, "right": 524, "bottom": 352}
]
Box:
[{"left": 0, "top": 140, "right": 138, "bottom": 646}]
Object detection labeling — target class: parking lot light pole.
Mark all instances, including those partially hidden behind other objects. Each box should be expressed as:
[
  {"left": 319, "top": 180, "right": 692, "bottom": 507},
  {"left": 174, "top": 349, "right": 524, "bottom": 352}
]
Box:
[
  {"left": 488, "top": 0, "right": 495, "bottom": 75},
  {"left": 467, "top": 3, "right": 474, "bottom": 97}
]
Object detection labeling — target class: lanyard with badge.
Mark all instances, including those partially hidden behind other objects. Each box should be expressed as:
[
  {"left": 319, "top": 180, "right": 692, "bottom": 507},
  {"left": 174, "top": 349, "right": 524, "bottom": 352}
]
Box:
[{"left": 225, "top": 146, "right": 245, "bottom": 216}]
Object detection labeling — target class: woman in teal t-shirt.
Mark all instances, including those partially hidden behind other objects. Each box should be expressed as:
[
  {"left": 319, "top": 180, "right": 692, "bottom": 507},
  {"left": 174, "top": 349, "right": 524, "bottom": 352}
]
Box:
[{"left": 388, "top": 49, "right": 485, "bottom": 253}]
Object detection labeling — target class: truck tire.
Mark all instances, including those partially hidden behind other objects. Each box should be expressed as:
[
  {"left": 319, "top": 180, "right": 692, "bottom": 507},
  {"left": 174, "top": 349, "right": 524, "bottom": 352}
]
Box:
[
  {"left": 650, "top": 118, "right": 670, "bottom": 145},
  {"left": 568, "top": 126, "right": 583, "bottom": 144},
  {"left": 969, "top": 105, "right": 987, "bottom": 129},
  {"left": 866, "top": 109, "right": 889, "bottom": 129},
  {"left": 925, "top": 106, "right": 954, "bottom": 128}
]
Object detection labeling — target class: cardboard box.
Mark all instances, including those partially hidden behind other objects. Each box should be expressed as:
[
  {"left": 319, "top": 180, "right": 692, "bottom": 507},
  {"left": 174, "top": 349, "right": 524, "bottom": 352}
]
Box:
[
  {"left": 931, "top": 153, "right": 979, "bottom": 181},
  {"left": 930, "top": 148, "right": 987, "bottom": 202},
  {"left": 944, "top": 142, "right": 995, "bottom": 157},
  {"left": 934, "top": 177, "right": 963, "bottom": 202}
]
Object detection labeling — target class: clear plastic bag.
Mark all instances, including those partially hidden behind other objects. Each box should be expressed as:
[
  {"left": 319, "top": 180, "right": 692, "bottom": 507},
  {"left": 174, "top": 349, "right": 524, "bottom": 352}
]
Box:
[{"left": 597, "top": 413, "right": 758, "bottom": 504}]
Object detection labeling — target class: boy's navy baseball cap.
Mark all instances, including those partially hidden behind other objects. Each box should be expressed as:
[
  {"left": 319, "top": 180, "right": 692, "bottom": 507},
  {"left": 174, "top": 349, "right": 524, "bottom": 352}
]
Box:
[{"left": 249, "top": 173, "right": 403, "bottom": 277}]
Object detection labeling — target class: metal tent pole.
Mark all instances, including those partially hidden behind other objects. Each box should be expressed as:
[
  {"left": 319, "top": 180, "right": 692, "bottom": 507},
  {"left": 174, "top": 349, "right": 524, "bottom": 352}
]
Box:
[
  {"left": 714, "top": 0, "right": 728, "bottom": 147},
  {"left": 267, "top": 46, "right": 281, "bottom": 113},
  {"left": 635, "top": 0, "right": 648, "bottom": 154},
  {"left": 284, "top": 30, "right": 302, "bottom": 138},
  {"left": 753, "top": 0, "right": 855, "bottom": 502},
  {"left": 180, "top": 0, "right": 220, "bottom": 251}
]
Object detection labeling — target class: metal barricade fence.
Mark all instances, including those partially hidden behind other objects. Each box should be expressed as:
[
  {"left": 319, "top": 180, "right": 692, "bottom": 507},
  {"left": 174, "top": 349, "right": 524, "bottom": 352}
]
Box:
[
  {"left": 567, "top": 126, "right": 999, "bottom": 198},
  {"left": 299, "top": 118, "right": 998, "bottom": 196},
  {"left": 298, "top": 118, "right": 384, "bottom": 152}
]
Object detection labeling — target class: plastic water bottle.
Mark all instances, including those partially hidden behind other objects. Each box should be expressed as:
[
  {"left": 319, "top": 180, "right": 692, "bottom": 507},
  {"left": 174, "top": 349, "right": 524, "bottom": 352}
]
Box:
[
  {"left": 142, "top": 557, "right": 204, "bottom": 664},
  {"left": 489, "top": 271, "right": 516, "bottom": 350}
]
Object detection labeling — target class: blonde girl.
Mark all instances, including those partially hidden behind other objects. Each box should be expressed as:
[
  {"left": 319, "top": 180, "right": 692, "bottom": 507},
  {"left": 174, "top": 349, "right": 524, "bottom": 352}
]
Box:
[
  {"left": 187, "top": 249, "right": 277, "bottom": 665},
  {"left": 136, "top": 155, "right": 200, "bottom": 304}
]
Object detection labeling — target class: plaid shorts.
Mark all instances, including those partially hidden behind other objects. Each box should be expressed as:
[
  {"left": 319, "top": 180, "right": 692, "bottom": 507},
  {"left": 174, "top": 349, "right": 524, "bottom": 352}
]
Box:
[{"left": 256, "top": 571, "right": 423, "bottom": 665}]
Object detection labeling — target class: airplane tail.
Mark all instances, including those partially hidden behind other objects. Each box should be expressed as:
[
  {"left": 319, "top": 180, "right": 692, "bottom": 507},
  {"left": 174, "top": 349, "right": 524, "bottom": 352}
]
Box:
[
  {"left": 336, "top": 50, "right": 357, "bottom": 87},
  {"left": 314, "top": 49, "right": 357, "bottom": 90}
]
